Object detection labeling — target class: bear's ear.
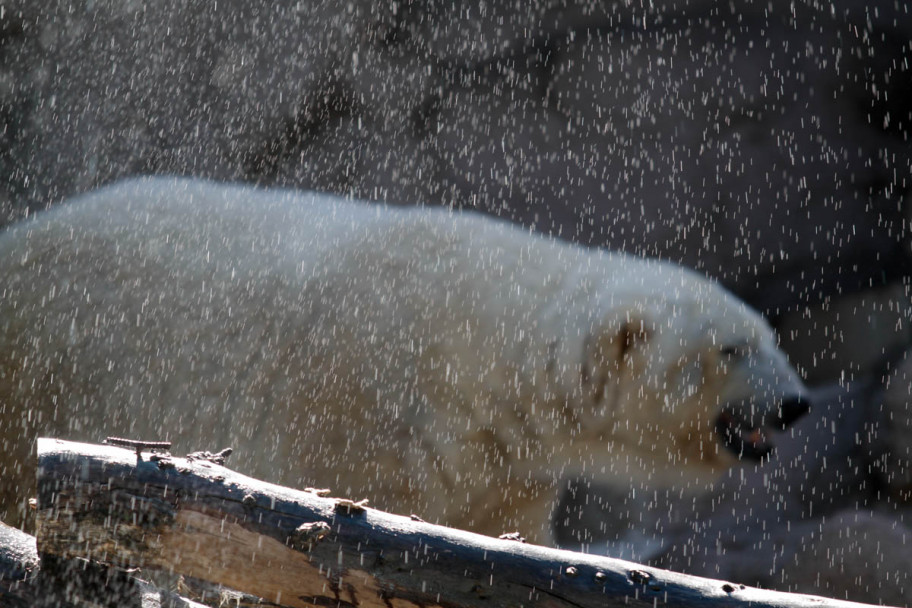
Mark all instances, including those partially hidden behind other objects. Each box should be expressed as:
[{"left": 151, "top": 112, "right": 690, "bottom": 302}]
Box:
[
  {"left": 617, "top": 318, "right": 652, "bottom": 360},
  {"left": 581, "top": 317, "right": 652, "bottom": 406}
]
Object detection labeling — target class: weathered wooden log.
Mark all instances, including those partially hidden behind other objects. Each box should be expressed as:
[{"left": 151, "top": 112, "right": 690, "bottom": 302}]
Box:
[
  {"left": 1, "top": 519, "right": 206, "bottom": 607},
  {"left": 0, "top": 521, "right": 40, "bottom": 607},
  {"left": 36, "top": 438, "right": 894, "bottom": 608}
]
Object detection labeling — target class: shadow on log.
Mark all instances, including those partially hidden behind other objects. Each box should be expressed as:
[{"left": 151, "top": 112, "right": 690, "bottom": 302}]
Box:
[
  {"left": 1, "top": 520, "right": 206, "bottom": 607},
  {"left": 33, "top": 438, "right": 898, "bottom": 608}
]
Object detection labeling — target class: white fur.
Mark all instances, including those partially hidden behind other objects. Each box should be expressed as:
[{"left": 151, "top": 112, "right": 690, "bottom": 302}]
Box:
[{"left": 0, "top": 177, "right": 804, "bottom": 541}]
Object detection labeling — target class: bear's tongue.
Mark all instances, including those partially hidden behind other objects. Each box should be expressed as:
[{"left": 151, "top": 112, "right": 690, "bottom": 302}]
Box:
[{"left": 715, "top": 411, "right": 774, "bottom": 460}]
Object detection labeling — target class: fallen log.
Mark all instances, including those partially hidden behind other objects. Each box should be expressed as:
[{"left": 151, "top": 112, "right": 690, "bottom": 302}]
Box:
[
  {"left": 0, "top": 521, "right": 39, "bottom": 607},
  {"left": 36, "top": 438, "right": 894, "bottom": 608},
  {"left": 1, "top": 519, "right": 206, "bottom": 607}
]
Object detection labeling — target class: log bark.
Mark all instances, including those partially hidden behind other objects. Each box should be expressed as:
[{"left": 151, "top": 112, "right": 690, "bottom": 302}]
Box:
[
  {"left": 35, "top": 438, "right": 894, "bottom": 608},
  {"left": 1, "top": 519, "right": 206, "bottom": 607},
  {"left": 0, "top": 521, "right": 40, "bottom": 607}
]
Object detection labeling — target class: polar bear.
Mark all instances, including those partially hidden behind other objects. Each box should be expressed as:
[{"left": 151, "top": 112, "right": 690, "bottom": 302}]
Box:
[{"left": 0, "top": 177, "right": 807, "bottom": 541}]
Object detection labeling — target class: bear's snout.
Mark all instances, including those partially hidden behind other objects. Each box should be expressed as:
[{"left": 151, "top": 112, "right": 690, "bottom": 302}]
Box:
[
  {"left": 765, "top": 395, "right": 811, "bottom": 430},
  {"left": 715, "top": 410, "right": 773, "bottom": 460},
  {"left": 715, "top": 394, "right": 810, "bottom": 460}
]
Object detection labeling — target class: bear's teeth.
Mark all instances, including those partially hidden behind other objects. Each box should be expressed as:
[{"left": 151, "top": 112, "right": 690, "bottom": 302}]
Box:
[{"left": 715, "top": 411, "right": 774, "bottom": 460}]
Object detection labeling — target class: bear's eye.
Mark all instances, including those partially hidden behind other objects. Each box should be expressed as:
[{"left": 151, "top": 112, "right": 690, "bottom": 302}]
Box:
[{"left": 720, "top": 344, "right": 749, "bottom": 359}]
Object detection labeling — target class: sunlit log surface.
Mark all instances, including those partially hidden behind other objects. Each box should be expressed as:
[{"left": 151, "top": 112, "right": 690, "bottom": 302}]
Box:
[
  {"left": 36, "top": 438, "right": 895, "bottom": 608},
  {"left": 0, "top": 521, "right": 39, "bottom": 607}
]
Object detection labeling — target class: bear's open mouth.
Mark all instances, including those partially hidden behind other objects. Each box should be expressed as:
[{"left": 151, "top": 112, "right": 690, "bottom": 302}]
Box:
[{"left": 715, "top": 410, "right": 774, "bottom": 460}]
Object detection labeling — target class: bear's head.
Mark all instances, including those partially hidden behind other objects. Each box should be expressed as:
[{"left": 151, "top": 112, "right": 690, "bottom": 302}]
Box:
[{"left": 544, "top": 259, "right": 808, "bottom": 484}]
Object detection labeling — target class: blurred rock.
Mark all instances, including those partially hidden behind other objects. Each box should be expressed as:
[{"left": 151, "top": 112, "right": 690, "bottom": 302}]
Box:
[
  {"left": 779, "top": 510, "right": 911, "bottom": 605},
  {"left": 406, "top": 0, "right": 556, "bottom": 65},
  {"left": 1, "top": 0, "right": 388, "bottom": 208},
  {"left": 543, "top": 0, "right": 817, "bottom": 33},
  {"left": 346, "top": 29, "right": 435, "bottom": 124},
  {"left": 553, "top": 477, "right": 710, "bottom": 563},
  {"left": 0, "top": 8, "right": 38, "bottom": 224},
  {"left": 407, "top": 0, "right": 809, "bottom": 66},
  {"left": 546, "top": 16, "right": 909, "bottom": 311},
  {"left": 879, "top": 348, "right": 912, "bottom": 499},
  {"left": 777, "top": 281, "right": 912, "bottom": 384},
  {"left": 270, "top": 114, "right": 438, "bottom": 205},
  {"left": 431, "top": 80, "right": 579, "bottom": 229}
]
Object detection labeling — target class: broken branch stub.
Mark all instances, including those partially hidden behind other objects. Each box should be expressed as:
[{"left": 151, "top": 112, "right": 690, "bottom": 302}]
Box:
[{"left": 35, "top": 438, "right": 893, "bottom": 608}]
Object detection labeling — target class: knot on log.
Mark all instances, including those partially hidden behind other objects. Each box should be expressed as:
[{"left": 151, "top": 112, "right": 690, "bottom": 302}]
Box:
[
  {"left": 333, "top": 499, "right": 369, "bottom": 515},
  {"left": 304, "top": 488, "right": 331, "bottom": 497},
  {"left": 186, "top": 448, "right": 233, "bottom": 465},
  {"left": 628, "top": 569, "right": 662, "bottom": 591},
  {"left": 290, "top": 522, "right": 331, "bottom": 551}
]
